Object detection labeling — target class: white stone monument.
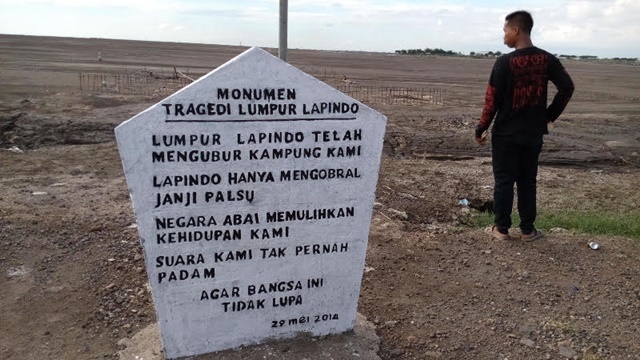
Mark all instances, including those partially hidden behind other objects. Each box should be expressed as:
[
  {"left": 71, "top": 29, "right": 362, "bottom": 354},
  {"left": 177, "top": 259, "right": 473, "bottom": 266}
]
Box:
[{"left": 115, "top": 47, "right": 387, "bottom": 359}]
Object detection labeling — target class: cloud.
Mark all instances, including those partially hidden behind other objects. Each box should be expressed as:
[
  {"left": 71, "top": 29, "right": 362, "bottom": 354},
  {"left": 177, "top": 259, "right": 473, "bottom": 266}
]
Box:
[
  {"left": 0, "top": 0, "right": 637, "bottom": 57},
  {"left": 537, "top": 0, "right": 640, "bottom": 55},
  {"left": 292, "top": 0, "right": 639, "bottom": 56},
  {"left": 2, "top": 0, "right": 174, "bottom": 10}
]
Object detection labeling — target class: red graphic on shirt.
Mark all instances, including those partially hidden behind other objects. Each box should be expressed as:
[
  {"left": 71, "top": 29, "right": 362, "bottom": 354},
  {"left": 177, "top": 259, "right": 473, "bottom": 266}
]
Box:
[
  {"left": 479, "top": 85, "right": 496, "bottom": 128},
  {"left": 510, "top": 53, "right": 548, "bottom": 110}
]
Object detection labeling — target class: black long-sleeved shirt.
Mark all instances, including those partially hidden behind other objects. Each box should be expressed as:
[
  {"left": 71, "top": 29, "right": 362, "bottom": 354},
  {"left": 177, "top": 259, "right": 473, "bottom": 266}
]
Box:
[{"left": 476, "top": 47, "right": 574, "bottom": 140}]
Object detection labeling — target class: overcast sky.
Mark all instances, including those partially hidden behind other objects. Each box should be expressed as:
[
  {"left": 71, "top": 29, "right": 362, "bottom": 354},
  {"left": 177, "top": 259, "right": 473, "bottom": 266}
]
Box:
[{"left": 1, "top": 0, "right": 638, "bottom": 58}]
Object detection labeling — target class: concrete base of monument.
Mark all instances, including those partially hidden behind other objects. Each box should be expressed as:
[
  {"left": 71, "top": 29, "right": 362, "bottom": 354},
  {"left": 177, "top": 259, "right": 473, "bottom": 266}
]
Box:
[{"left": 117, "top": 313, "right": 380, "bottom": 360}]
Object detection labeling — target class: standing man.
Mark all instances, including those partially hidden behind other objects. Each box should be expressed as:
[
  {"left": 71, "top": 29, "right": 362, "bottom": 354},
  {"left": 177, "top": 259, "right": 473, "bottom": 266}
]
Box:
[{"left": 475, "top": 10, "right": 574, "bottom": 241}]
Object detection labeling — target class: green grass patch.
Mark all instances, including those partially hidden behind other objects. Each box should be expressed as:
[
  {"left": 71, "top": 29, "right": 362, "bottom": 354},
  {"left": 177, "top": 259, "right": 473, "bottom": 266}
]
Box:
[{"left": 472, "top": 209, "right": 640, "bottom": 240}]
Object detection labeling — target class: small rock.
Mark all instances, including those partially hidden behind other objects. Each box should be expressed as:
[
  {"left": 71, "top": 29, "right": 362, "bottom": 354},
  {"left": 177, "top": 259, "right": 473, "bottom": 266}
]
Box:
[
  {"left": 384, "top": 321, "right": 398, "bottom": 327},
  {"left": 387, "top": 208, "right": 408, "bottom": 220},
  {"left": 105, "top": 283, "right": 115, "bottom": 290},
  {"left": 389, "top": 348, "right": 404, "bottom": 357},
  {"left": 398, "top": 192, "right": 418, "bottom": 200},
  {"left": 518, "top": 323, "right": 535, "bottom": 334},
  {"left": 117, "top": 338, "right": 129, "bottom": 347},
  {"left": 550, "top": 227, "right": 569, "bottom": 234},
  {"left": 425, "top": 351, "right": 442, "bottom": 358},
  {"left": 407, "top": 335, "right": 417, "bottom": 343},
  {"left": 558, "top": 346, "right": 577, "bottom": 358},
  {"left": 7, "top": 266, "right": 29, "bottom": 278},
  {"left": 604, "top": 140, "right": 632, "bottom": 149},
  {"left": 134, "top": 254, "right": 143, "bottom": 261},
  {"left": 557, "top": 340, "right": 572, "bottom": 348},
  {"left": 520, "top": 338, "right": 536, "bottom": 348}
]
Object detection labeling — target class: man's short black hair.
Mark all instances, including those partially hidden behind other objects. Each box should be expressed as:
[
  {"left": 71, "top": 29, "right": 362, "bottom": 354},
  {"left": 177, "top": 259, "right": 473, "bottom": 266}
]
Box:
[{"left": 505, "top": 10, "right": 534, "bottom": 35}]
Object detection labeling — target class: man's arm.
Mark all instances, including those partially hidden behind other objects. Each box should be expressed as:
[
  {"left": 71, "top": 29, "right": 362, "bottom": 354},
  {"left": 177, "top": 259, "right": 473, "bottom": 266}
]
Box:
[
  {"left": 546, "top": 56, "right": 574, "bottom": 122},
  {"left": 476, "top": 59, "right": 504, "bottom": 143}
]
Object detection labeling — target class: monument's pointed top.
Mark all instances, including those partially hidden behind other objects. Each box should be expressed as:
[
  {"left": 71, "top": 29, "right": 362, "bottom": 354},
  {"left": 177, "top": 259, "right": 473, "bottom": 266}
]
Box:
[
  {"left": 224, "top": 46, "right": 279, "bottom": 64},
  {"left": 209, "top": 46, "right": 295, "bottom": 79}
]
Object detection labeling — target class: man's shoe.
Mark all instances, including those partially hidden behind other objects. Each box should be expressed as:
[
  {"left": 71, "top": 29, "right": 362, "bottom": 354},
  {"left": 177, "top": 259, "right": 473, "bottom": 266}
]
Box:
[
  {"left": 485, "top": 225, "right": 510, "bottom": 240},
  {"left": 522, "top": 229, "right": 544, "bottom": 242}
]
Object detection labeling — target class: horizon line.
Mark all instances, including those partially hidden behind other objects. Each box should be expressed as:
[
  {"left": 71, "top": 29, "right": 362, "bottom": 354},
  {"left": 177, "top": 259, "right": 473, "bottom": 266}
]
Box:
[{"left": 0, "top": 32, "right": 636, "bottom": 60}]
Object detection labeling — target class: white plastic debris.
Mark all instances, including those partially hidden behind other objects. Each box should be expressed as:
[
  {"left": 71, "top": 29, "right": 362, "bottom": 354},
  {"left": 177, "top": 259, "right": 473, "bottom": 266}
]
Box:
[{"left": 7, "top": 266, "right": 29, "bottom": 278}]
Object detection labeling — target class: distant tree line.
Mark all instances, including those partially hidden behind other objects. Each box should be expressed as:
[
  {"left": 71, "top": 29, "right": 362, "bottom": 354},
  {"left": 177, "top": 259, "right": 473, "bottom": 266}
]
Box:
[
  {"left": 558, "top": 55, "right": 598, "bottom": 60},
  {"left": 395, "top": 48, "right": 504, "bottom": 57},
  {"left": 612, "top": 57, "right": 638, "bottom": 62},
  {"left": 469, "top": 51, "right": 503, "bottom": 57},
  {"left": 395, "top": 48, "right": 460, "bottom": 56},
  {"left": 558, "top": 55, "right": 638, "bottom": 63},
  {"left": 395, "top": 49, "right": 638, "bottom": 63}
]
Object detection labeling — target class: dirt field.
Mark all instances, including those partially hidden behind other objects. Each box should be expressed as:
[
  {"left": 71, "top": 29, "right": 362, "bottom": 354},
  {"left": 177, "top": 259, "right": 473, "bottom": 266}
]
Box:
[{"left": 1, "top": 34, "right": 640, "bottom": 360}]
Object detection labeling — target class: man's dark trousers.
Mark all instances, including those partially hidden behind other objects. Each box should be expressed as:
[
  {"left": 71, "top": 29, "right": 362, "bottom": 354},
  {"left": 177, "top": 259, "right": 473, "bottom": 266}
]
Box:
[{"left": 491, "top": 135, "right": 543, "bottom": 234}]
